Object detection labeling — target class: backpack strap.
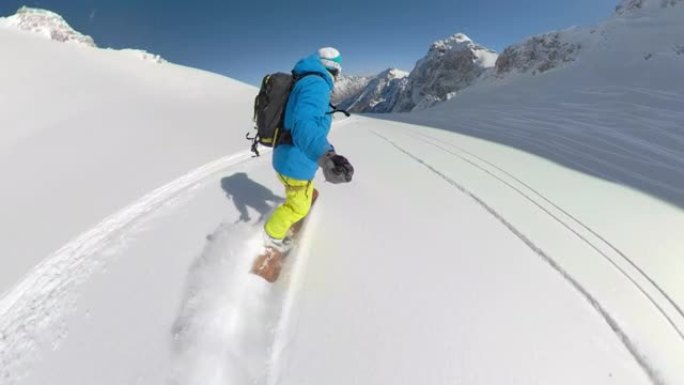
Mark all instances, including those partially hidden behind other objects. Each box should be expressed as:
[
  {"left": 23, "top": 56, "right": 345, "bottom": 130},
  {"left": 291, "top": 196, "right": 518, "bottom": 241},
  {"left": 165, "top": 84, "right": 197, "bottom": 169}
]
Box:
[
  {"left": 289, "top": 72, "right": 352, "bottom": 117},
  {"left": 277, "top": 72, "right": 322, "bottom": 147},
  {"left": 292, "top": 71, "right": 324, "bottom": 82},
  {"left": 276, "top": 72, "right": 351, "bottom": 150},
  {"left": 329, "top": 103, "right": 351, "bottom": 117}
]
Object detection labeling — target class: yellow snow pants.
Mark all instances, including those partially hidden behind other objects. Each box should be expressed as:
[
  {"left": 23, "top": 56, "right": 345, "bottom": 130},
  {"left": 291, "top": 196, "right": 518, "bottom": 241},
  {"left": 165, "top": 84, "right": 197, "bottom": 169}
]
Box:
[{"left": 264, "top": 174, "right": 315, "bottom": 240}]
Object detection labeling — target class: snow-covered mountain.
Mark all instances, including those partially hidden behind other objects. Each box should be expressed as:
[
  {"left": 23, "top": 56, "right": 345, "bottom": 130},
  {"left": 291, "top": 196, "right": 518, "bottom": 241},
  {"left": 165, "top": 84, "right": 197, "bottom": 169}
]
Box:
[
  {"left": 333, "top": 68, "right": 409, "bottom": 113},
  {"left": 494, "top": 0, "right": 684, "bottom": 76},
  {"left": 393, "top": 33, "right": 498, "bottom": 112},
  {"left": 616, "top": 0, "right": 684, "bottom": 14},
  {"left": 0, "top": 6, "right": 95, "bottom": 47},
  {"left": 494, "top": 31, "right": 581, "bottom": 75},
  {"left": 0, "top": 7, "right": 165, "bottom": 63},
  {"left": 330, "top": 74, "right": 373, "bottom": 105},
  {"left": 335, "top": 33, "right": 497, "bottom": 113},
  {"left": 339, "top": 0, "right": 684, "bottom": 113}
]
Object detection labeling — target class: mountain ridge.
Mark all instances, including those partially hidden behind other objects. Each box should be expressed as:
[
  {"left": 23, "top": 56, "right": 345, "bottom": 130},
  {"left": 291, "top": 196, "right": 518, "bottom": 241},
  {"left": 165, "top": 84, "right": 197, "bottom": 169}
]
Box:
[{"left": 0, "top": 7, "right": 165, "bottom": 63}]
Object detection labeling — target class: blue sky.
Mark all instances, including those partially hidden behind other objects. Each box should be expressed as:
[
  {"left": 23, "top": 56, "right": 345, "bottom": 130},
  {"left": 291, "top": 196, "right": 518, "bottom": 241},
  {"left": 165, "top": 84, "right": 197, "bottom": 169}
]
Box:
[{"left": 1, "top": 0, "right": 618, "bottom": 85}]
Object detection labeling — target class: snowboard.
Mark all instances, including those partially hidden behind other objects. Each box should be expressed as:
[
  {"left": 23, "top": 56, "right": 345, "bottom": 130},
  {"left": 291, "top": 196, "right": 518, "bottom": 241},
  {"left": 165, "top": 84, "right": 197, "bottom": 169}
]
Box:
[{"left": 251, "top": 188, "right": 319, "bottom": 282}]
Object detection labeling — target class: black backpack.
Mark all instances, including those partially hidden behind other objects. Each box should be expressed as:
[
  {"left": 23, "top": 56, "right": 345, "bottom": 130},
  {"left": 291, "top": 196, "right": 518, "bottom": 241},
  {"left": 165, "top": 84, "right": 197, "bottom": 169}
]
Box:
[
  {"left": 247, "top": 72, "right": 350, "bottom": 156},
  {"left": 247, "top": 73, "right": 294, "bottom": 156}
]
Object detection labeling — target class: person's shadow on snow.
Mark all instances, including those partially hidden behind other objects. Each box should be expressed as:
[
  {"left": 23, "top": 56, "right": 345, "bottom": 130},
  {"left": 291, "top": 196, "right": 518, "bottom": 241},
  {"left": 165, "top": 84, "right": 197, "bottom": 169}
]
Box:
[{"left": 220, "top": 172, "right": 283, "bottom": 223}]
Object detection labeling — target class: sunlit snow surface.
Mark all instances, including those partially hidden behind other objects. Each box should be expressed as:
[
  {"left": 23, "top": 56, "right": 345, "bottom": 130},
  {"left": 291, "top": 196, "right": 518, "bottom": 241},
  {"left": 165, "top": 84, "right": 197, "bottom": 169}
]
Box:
[{"left": 1, "top": 2, "right": 684, "bottom": 385}]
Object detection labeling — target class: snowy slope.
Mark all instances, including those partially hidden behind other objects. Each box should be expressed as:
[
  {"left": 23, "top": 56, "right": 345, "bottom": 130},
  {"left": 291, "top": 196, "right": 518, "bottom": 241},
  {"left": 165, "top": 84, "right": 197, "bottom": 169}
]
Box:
[
  {"left": 6, "top": 114, "right": 667, "bottom": 385},
  {"left": 395, "top": 0, "right": 684, "bottom": 210},
  {"left": 381, "top": 3, "right": 684, "bottom": 382},
  {"left": 2, "top": 2, "right": 684, "bottom": 385},
  {"left": 0, "top": 27, "right": 255, "bottom": 297}
]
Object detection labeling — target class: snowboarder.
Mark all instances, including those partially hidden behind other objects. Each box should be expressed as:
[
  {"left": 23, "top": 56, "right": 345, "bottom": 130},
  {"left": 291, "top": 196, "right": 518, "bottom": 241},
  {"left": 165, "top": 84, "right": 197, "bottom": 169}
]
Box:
[{"left": 252, "top": 47, "right": 354, "bottom": 282}]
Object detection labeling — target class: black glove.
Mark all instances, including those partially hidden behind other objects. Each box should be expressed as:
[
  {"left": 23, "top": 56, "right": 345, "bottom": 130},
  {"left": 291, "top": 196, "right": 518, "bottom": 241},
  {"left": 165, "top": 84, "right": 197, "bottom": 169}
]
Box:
[{"left": 319, "top": 152, "right": 354, "bottom": 184}]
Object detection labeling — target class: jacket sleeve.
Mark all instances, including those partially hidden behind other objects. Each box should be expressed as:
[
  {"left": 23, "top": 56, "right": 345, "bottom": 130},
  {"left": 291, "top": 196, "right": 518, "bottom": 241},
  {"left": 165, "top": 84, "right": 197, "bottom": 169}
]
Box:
[{"left": 290, "top": 77, "right": 334, "bottom": 162}]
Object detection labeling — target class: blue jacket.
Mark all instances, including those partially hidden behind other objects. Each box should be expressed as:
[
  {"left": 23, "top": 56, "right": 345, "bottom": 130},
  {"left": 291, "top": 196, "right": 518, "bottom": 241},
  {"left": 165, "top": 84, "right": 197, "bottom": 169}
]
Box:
[{"left": 272, "top": 54, "right": 335, "bottom": 181}]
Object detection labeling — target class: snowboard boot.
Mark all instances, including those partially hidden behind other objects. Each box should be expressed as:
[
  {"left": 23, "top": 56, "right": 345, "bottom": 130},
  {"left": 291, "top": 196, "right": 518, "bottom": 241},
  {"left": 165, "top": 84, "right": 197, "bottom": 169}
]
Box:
[{"left": 251, "top": 235, "right": 292, "bottom": 282}]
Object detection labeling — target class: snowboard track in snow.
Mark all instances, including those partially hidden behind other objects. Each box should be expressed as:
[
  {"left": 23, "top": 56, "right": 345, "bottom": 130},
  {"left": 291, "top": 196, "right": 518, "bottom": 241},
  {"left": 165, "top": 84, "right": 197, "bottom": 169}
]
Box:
[
  {"left": 400, "top": 128, "right": 684, "bottom": 341},
  {"left": 169, "top": 221, "right": 286, "bottom": 385},
  {"left": 372, "top": 130, "right": 662, "bottom": 385},
  {"left": 0, "top": 151, "right": 255, "bottom": 385},
  {"left": 0, "top": 118, "right": 355, "bottom": 384}
]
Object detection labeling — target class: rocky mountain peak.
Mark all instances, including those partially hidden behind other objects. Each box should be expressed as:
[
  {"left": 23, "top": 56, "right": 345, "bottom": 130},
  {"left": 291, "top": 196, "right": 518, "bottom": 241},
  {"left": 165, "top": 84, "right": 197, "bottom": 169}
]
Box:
[
  {"left": 0, "top": 7, "right": 96, "bottom": 47},
  {"left": 615, "top": 0, "right": 684, "bottom": 14}
]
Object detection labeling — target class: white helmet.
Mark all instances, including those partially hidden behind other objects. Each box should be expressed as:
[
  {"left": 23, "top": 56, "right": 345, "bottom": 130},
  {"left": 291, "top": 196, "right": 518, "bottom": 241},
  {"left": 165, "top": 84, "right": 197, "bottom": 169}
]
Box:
[{"left": 318, "top": 47, "right": 342, "bottom": 78}]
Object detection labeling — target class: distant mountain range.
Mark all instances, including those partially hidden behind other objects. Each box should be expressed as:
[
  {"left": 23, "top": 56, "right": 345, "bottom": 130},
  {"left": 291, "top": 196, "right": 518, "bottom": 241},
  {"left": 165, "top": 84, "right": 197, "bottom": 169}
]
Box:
[
  {"left": 331, "top": 27, "right": 581, "bottom": 113},
  {"left": 333, "top": 33, "right": 497, "bottom": 113},
  {"left": 3, "top": 1, "right": 682, "bottom": 113},
  {"left": 334, "top": 0, "right": 684, "bottom": 113}
]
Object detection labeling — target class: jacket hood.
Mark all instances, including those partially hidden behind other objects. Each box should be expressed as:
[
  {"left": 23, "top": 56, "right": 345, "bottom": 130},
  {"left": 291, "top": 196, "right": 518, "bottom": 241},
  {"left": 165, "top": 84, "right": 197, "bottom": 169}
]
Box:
[{"left": 292, "top": 54, "right": 335, "bottom": 91}]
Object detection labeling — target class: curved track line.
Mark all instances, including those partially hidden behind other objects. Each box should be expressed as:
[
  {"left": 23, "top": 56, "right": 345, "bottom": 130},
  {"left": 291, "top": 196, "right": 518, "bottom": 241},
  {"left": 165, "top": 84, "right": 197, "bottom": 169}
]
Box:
[
  {"left": 414, "top": 130, "right": 684, "bottom": 311},
  {"left": 0, "top": 150, "right": 255, "bottom": 384},
  {"left": 399, "top": 128, "right": 684, "bottom": 340},
  {"left": 0, "top": 117, "right": 351, "bottom": 384},
  {"left": 372, "top": 130, "right": 660, "bottom": 385}
]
